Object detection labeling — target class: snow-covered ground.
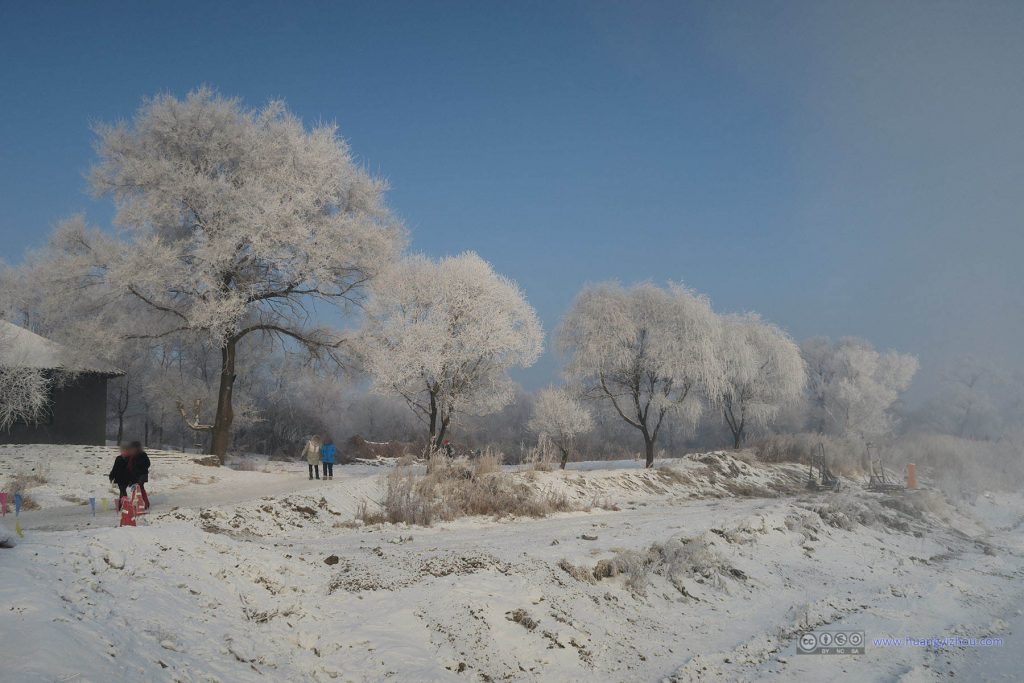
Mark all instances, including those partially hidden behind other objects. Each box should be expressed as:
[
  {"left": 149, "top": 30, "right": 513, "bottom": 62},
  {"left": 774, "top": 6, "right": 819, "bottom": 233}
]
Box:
[{"left": 1, "top": 444, "right": 1022, "bottom": 682}]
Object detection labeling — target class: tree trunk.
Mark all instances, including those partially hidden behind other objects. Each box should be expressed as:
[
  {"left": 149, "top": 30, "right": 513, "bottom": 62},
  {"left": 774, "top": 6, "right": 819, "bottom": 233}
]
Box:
[
  {"left": 434, "top": 416, "right": 450, "bottom": 452},
  {"left": 115, "top": 376, "right": 129, "bottom": 445},
  {"left": 559, "top": 445, "right": 569, "bottom": 470},
  {"left": 733, "top": 428, "right": 743, "bottom": 450},
  {"left": 425, "top": 391, "right": 438, "bottom": 456},
  {"left": 210, "top": 338, "right": 237, "bottom": 462},
  {"left": 643, "top": 434, "right": 655, "bottom": 468}
]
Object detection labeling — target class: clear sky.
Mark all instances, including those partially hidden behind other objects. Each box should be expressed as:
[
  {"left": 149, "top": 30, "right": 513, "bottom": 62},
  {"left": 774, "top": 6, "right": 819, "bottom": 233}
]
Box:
[{"left": 2, "top": 1, "right": 1022, "bottom": 396}]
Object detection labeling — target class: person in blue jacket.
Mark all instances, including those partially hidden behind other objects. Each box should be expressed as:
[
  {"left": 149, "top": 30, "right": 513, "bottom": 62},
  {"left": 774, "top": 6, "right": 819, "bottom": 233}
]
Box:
[{"left": 320, "top": 438, "right": 337, "bottom": 479}]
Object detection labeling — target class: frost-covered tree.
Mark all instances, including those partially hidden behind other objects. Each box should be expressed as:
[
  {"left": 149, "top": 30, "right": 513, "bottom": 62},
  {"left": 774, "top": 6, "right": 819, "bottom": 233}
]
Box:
[
  {"left": 528, "top": 387, "right": 594, "bottom": 469},
  {"left": 56, "top": 88, "right": 404, "bottom": 460},
  {"left": 0, "top": 369, "right": 44, "bottom": 432},
  {"left": 0, "top": 353, "right": 50, "bottom": 432},
  {"left": 558, "top": 282, "right": 723, "bottom": 468},
  {"left": 716, "top": 314, "right": 806, "bottom": 449},
  {"left": 801, "top": 337, "right": 918, "bottom": 440},
  {"left": 361, "top": 252, "right": 543, "bottom": 452}
]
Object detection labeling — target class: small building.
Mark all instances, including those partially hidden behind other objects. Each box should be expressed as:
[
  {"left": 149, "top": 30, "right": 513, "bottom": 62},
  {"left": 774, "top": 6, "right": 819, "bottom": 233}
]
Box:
[{"left": 0, "top": 320, "right": 122, "bottom": 446}]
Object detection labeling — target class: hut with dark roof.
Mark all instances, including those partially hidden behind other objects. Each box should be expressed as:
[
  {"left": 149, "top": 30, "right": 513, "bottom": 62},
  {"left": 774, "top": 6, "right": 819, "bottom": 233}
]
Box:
[{"left": 0, "top": 320, "right": 122, "bottom": 445}]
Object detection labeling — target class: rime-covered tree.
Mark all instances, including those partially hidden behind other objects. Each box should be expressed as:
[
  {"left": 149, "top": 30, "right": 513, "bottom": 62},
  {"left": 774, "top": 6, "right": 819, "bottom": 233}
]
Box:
[
  {"left": 0, "top": 325, "right": 51, "bottom": 432},
  {"left": 558, "top": 282, "right": 723, "bottom": 468},
  {"left": 528, "top": 387, "right": 593, "bottom": 469},
  {"left": 801, "top": 336, "right": 918, "bottom": 440},
  {"left": 716, "top": 314, "right": 805, "bottom": 449},
  {"left": 361, "top": 252, "right": 543, "bottom": 452},
  {"left": 69, "top": 88, "right": 404, "bottom": 460}
]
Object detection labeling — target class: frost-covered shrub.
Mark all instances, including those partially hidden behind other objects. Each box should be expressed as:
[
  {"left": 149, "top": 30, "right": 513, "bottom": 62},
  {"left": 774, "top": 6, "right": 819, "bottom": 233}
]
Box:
[
  {"left": 358, "top": 456, "right": 573, "bottom": 526},
  {"left": 803, "top": 495, "right": 880, "bottom": 530},
  {"left": 594, "top": 536, "right": 742, "bottom": 596}
]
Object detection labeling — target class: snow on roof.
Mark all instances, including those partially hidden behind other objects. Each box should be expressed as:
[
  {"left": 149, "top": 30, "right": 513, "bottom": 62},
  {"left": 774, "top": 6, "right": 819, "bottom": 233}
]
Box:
[{"left": 0, "top": 319, "right": 122, "bottom": 375}]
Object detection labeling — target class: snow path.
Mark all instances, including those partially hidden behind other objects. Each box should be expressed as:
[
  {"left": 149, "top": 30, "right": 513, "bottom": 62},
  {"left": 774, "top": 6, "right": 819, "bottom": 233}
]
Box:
[
  {"left": 12, "top": 471, "right": 327, "bottom": 531},
  {"left": 2, "top": 445, "right": 1023, "bottom": 682}
]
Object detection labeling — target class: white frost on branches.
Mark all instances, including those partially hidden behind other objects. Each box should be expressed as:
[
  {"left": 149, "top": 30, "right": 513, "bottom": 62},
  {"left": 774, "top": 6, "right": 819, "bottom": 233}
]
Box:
[
  {"left": 361, "top": 252, "right": 543, "bottom": 451},
  {"left": 716, "top": 314, "right": 806, "bottom": 448},
  {"left": 801, "top": 337, "right": 918, "bottom": 440},
  {"left": 42, "top": 88, "right": 405, "bottom": 458},
  {"left": 558, "top": 282, "right": 723, "bottom": 467},
  {"left": 528, "top": 387, "right": 594, "bottom": 468},
  {"left": 0, "top": 327, "right": 51, "bottom": 432},
  {"left": 88, "top": 87, "right": 404, "bottom": 348}
]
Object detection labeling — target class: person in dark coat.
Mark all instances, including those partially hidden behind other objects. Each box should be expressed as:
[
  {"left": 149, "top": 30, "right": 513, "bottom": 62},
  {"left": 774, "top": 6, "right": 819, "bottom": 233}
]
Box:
[
  {"left": 109, "top": 441, "right": 151, "bottom": 511},
  {"left": 129, "top": 441, "right": 151, "bottom": 510}
]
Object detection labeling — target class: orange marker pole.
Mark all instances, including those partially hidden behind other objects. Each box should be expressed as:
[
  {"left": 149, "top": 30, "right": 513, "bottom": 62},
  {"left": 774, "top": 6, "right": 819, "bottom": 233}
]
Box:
[{"left": 907, "top": 463, "right": 917, "bottom": 490}]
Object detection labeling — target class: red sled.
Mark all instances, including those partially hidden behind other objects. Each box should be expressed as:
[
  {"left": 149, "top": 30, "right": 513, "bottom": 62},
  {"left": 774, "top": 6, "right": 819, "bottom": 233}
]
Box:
[{"left": 119, "top": 485, "right": 145, "bottom": 527}]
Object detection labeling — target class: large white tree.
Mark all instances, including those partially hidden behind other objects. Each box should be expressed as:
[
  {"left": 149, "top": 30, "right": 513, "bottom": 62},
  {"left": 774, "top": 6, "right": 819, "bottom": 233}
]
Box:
[
  {"left": 801, "top": 336, "right": 918, "bottom": 440},
  {"left": 558, "top": 282, "right": 723, "bottom": 468},
  {"left": 361, "top": 252, "right": 543, "bottom": 452},
  {"left": 716, "top": 313, "right": 806, "bottom": 448},
  {"left": 528, "top": 386, "right": 594, "bottom": 469},
  {"left": 49, "top": 88, "right": 404, "bottom": 460}
]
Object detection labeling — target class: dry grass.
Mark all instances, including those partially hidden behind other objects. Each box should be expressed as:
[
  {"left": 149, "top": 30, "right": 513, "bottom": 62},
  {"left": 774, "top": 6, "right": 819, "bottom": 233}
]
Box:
[
  {"left": 3, "top": 465, "right": 48, "bottom": 510},
  {"left": 358, "top": 455, "right": 574, "bottom": 526},
  {"left": 577, "top": 536, "right": 745, "bottom": 596},
  {"left": 753, "top": 433, "right": 864, "bottom": 473},
  {"left": 520, "top": 435, "right": 561, "bottom": 471},
  {"left": 655, "top": 464, "right": 693, "bottom": 486}
]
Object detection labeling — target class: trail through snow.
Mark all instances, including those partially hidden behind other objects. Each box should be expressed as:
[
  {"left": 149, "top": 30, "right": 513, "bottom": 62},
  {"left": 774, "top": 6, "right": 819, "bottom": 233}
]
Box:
[{"left": 1, "top": 445, "right": 1022, "bottom": 682}]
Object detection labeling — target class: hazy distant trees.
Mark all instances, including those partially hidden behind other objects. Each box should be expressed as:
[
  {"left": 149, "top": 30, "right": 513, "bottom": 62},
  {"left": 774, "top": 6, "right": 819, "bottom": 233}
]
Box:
[
  {"left": 801, "top": 337, "right": 918, "bottom": 441},
  {"left": 43, "top": 88, "right": 405, "bottom": 461},
  {"left": 558, "top": 283, "right": 723, "bottom": 468},
  {"left": 528, "top": 387, "right": 593, "bottom": 468},
  {"left": 912, "top": 357, "right": 1024, "bottom": 440},
  {"left": 361, "top": 252, "right": 543, "bottom": 452},
  {"left": 716, "top": 314, "right": 806, "bottom": 448}
]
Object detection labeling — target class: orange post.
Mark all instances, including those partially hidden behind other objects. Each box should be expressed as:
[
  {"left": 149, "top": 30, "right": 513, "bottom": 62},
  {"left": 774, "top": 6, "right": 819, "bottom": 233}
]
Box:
[{"left": 906, "top": 463, "right": 917, "bottom": 490}]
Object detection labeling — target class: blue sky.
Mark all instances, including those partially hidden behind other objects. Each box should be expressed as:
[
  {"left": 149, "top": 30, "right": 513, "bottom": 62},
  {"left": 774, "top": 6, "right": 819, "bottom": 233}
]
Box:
[{"left": 2, "top": 1, "right": 1022, "bottom": 395}]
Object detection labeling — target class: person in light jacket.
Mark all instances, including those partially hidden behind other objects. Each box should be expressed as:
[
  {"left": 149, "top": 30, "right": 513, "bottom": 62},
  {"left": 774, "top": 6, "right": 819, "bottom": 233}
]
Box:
[
  {"left": 303, "top": 436, "right": 323, "bottom": 480},
  {"left": 320, "top": 438, "right": 337, "bottom": 480}
]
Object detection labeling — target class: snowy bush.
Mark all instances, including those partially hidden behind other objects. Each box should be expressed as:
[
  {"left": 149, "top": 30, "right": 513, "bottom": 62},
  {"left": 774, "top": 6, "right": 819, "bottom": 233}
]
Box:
[
  {"left": 592, "top": 536, "right": 743, "bottom": 596},
  {"left": 359, "top": 456, "right": 572, "bottom": 526}
]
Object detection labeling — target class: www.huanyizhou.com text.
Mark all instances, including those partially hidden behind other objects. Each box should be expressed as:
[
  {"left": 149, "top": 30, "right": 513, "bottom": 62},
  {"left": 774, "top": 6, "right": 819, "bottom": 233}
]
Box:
[{"left": 873, "top": 636, "right": 1004, "bottom": 649}]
